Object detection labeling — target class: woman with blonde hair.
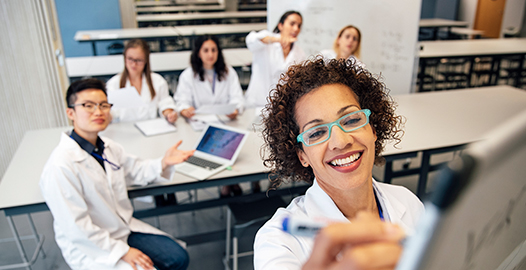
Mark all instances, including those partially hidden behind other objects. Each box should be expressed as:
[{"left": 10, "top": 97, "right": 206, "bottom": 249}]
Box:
[{"left": 321, "top": 25, "right": 365, "bottom": 68}]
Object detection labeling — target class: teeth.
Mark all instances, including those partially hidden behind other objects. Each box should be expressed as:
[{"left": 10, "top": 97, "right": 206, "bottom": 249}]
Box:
[{"left": 330, "top": 153, "right": 361, "bottom": 166}]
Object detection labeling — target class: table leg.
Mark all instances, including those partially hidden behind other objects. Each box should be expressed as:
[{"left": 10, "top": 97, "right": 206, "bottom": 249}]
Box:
[
  {"left": 466, "top": 57, "right": 473, "bottom": 87},
  {"left": 91, "top": 42, "right": 97, "bottom": 56},
  {"left": 417, "top": 150, "right": 432, "bottom": 198},
  {"left": 514, "top": 55, "right": 525, "bottom": 87},
  {"left": 490, "top": 57, "right": 501, "bottom": 85},
  {"left": 418, "top": 58, "right": 426, "bottom": 92},
  {"left": 432, "top": 27, "right": 439, "bottom": 40},
  {"left": 383, "top": 160, "right": 394, "bottom": 184},
  {"left": 26, "top": 214, "right": 45, "bottom": 259},
  {"left": 159, "top": 38, "right": 165, "bottom": 52},
  {"left": 5, "top": 216, "right": 31, "bottom": 270}
]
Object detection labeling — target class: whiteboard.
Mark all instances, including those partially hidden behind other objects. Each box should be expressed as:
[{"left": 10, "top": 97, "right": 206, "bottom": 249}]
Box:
[
  {"left": 268, "top": 0, "right": 422, "bottom": 95},
  {"left": 397, "top": 110, "right": 526, "bottom": 270}
]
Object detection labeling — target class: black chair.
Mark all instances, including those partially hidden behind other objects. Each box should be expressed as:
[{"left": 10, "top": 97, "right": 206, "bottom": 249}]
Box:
[{"left": 223, "top": 195, "right": 287, "bottom": 270}]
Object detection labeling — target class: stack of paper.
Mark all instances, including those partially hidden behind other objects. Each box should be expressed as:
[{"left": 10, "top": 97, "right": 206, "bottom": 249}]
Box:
[{"left": 135, "top": 118, "right": 177, "bottom": 136}]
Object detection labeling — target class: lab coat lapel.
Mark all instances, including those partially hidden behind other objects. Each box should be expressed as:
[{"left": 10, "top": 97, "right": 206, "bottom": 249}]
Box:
[
  {"left": 373, "top": 179, "right": 408, "bottom": 225},
  {"left": 101, "top": 142, "right": 133, "bottom": 225},
  {"left": 304, "top": 179, "right": 349, "bottom": 223},
  {"left": 62, "top": 133, "right": 107, "bottom": 179}
]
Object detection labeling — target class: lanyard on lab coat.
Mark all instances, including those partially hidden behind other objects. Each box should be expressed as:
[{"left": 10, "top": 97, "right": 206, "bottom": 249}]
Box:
[
  {"left": 91, "top": 152, "right": 121, "bottom": 170},
  {"left": 374, "top": 190, "right": 384, "bottom": 221},
  {"left": 69, "top": 134, "right": 121, "bottom": 170}
]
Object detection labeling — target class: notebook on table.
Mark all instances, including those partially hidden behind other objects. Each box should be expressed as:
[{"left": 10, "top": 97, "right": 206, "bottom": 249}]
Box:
[{"left": 174, "top": 123, "right": 249, "bottom": 180}]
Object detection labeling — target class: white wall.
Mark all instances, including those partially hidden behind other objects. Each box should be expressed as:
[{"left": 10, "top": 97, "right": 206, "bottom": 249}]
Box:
[
  {"left": 458, "top": 0, "right": 478, "bottom": 28},
  {"left": 500, "top": 0, "right": 526, "bottom": 37}
]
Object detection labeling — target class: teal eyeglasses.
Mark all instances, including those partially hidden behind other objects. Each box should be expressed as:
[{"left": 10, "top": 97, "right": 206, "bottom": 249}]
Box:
[{"left": 297, "top": 109, "right": 371, "bottom": 147}]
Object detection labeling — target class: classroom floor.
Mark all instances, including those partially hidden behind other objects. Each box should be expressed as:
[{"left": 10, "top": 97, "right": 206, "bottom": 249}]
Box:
[{"left": 0, "top": 153, "right": 452, "bottom": 270}]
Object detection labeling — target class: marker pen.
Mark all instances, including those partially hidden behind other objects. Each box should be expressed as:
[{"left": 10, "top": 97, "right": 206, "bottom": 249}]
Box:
[
  {"left": 282, "top": 216, "right": 329, "bottom": 237},
  {"left": 283, "top": 216, "right": 410, "bottom": 244}
]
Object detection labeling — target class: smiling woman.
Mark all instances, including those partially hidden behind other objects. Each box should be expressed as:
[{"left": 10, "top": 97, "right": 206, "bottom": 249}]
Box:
[{"left": 253, "top": 57, "right": 424, "bottom": 269}]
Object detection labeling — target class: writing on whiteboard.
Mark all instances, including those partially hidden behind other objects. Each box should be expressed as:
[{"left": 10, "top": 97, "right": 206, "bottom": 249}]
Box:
[{"left": 368, "top": 30, "right": 408, "bottom": 73}]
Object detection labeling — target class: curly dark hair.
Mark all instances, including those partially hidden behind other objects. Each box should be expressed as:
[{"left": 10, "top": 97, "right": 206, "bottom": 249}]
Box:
[
  {"left": 190, "top": 35, "right": 228, "bottom": 82},
  {"left": 261, "top": 57, "right": 404, "bottom": 188}
]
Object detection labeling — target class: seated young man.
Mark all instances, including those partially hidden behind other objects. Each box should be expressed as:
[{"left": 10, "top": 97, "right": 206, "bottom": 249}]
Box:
[{"left": 40, "top": 78, "right": 194, "bottom": 270}]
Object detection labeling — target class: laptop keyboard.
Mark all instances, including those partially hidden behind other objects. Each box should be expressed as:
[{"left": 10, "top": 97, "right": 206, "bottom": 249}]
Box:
[{"left": 186, "top": 156, "right": 222, "bottom": 170}]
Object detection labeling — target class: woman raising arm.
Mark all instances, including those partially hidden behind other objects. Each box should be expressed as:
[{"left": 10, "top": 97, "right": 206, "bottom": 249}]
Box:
[{"left": 244, "top": 11, "right": 306, "bottom": 108}]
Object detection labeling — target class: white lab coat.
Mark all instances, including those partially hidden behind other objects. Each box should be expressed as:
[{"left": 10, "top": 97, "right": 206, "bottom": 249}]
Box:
[
  {"left": 244, "top": 30, "right": 306, "bottom": 108},
  {"left": 173, "top": 66, "right": 244, "bottom": 113},
  {"left": 319, "top": 49, "right": 366, "bottom": 69},
  {"left": 106, "top": 72, "right": 176, "bottom": 123},
  {"left": 253, "top": 179, "right": 424, "bottom": 270},
  {"left": 40, "top": 132, "right": 179, "bottom": 270}
]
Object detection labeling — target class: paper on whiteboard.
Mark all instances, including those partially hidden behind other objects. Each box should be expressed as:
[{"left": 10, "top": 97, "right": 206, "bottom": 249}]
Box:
[
  {"left": 194, "top": 104, "right": 236, "bottom": 115},
  {"left": 107, "top": 87, "right": 145, "bottom": 109}
]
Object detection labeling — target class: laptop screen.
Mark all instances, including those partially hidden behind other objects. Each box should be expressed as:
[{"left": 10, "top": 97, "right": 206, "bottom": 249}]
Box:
[{"left": 196, "top": 126, "right": 246, "bottom": 160}]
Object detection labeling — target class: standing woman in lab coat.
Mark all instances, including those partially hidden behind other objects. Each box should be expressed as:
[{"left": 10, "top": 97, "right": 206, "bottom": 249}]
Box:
[
  {"left": 320, "top": 25, "right": 366, "bottom": 68},
  {"left": 244, "top": 11, "right": 306, "bottom": 108},
  {"left": 106, "top": 39, "right": 178, "bottom": 124},
  {"left": 253, "top": 58, "right": 424, "bottom": 269},
  {"left": 174, "top": 35, "right": 243, "bottom": 120},
  {"left": 174, "top": 34, "right": 245, "bottom": 197}
]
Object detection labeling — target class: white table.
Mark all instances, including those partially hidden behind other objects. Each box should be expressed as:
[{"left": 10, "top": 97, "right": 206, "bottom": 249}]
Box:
[
  {"left": 450, "top": 27, "right": 484, "bottom": 39},
  {"left": 382, "top": 85, "right": 526, "bottom": 196},
  {"left": 419, "top": 18, "right": 469, "bottom": 40},
  {"left": 136, "top": 3, "right": 225, "bottom": 13},
  {"left": 135, "top": 0, "right": 221, "bottom": 7},
  {"left": 417, "top": 38, "right": 526, "bottom": 91},
  {"left": 173, "top": 22, "right": 266, "bottom": 36},
  {"left": 65, "top": 48, "right": 252, "bottom": 78},
  {"left": 3, "top": 86, "right": 526, "bottom": 268},
  {"left": 0, "top": 109, "right": 276, "bottom": 269},
  {"left": 136, "top": 11, "right": 267, "bottom": 26},
  {"left": 75, "top": 27, "right": 180, "bottom": 55},
  {"left": 419, "top": 38, "right": 526, "bottom": 58},
  {"left": 74, "top": 23, "right": 265, "bottom": 55}
]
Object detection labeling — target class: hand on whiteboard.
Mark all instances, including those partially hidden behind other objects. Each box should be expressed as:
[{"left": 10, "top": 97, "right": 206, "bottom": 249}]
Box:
[{"left": 301, "top": 212, "right": 405, "bottom": 270}]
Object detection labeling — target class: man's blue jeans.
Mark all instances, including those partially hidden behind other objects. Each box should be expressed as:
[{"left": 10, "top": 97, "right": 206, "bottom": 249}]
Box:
[{"left": 128, "top": 232, "right": 189, "bottom": 270}]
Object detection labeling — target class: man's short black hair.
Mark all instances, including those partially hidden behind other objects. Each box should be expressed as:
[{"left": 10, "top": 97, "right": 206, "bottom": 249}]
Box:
[{"left": 66, "top": 78, "right": 107, "bottom": 107}]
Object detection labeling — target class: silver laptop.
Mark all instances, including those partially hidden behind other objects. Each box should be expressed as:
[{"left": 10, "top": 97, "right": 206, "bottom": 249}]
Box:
[
  {"left": 397, "top": 109, "right": 526, "bottom": 270},
  {"left": 174, "top": 123, "right": 249, "bottom": 180}
]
